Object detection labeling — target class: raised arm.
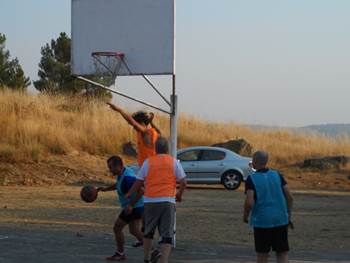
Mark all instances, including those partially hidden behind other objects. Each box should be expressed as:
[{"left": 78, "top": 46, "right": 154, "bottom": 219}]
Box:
[{"left": 107, "top": 102, "right": 147, "bottom": 133}]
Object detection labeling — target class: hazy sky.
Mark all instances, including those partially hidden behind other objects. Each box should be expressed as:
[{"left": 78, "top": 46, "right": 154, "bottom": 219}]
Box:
[{"left": 2, "top": 0, "right": 349, "bottom": 126}]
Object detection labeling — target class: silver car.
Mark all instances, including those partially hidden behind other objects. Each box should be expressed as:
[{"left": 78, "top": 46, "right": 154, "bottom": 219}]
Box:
[{"left": 177, "top": 146, "right": 253, "bottom": 190}]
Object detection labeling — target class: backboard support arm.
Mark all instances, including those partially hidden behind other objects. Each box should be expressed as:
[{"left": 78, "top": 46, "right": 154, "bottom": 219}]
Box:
[
  {"left": 76, "top": 76, "right": 171, "bottom": 115},
  {"left": 142, "top": 75, "right": 171, "bottom": 106},
  {"left": 120, "top": 59, "right": 171, "bottom": 107}
]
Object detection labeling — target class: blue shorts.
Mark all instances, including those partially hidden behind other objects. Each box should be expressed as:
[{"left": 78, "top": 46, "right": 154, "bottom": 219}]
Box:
[{"left": 119, "top": 206, "right": 144, "bottom": 223}]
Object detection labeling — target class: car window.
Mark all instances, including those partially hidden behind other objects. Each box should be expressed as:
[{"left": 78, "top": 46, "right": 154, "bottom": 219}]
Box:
[
  {"left": 200, "top": 150, "right": 226, "bottom": 161},
  {"left": 177, "top": 150, "right": 201, "bottom": 161}
]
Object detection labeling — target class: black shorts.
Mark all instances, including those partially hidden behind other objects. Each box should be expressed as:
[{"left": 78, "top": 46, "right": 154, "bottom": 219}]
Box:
[
  {"left": 118, "top": 207, "right": 143, "bottom": 223},
  {"left": 254, "top": 225, "right": 289, "bottom": 253}
]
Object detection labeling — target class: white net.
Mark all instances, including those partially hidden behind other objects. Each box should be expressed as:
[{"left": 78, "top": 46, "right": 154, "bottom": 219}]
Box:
[{"left": 91, "top": 52, "right": 124, "bottom": 86}]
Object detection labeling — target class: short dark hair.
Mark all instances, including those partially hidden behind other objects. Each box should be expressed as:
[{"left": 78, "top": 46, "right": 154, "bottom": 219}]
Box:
[
  {"left": 155, "top": 136, "right": 169, "bottom": 154},
  {"left": 107, "top": 155, "right": 123, "bottom": 167},
  {"left": 132, "top": 111, "right": 150, "bottom": 125},
  {"left": 252, "top": 151, "right": 268, "bottom": 167}
]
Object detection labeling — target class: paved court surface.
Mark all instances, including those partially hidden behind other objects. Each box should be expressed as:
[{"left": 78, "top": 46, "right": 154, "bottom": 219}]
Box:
[
  {"left": 1, "top": 225, "right": 349, "bottom": 263},
  {"left": 1, "top": 186, "right": 350, "bottom": 262}
]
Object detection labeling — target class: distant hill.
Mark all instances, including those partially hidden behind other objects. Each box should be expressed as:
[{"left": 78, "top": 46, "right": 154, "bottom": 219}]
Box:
[
  {"left": 248, "top": 123, "right": 350, "bottom": 138},
  {"left": 299, "top": 124, "right": 350, "bottom": 138}
]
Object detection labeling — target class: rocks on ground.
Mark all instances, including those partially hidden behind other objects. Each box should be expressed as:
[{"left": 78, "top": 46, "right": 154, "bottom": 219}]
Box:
[
  {"left": 302, "top": 156, "right": 350, "bottom": 170},
  {"left": 211, "top": 138, "right": 253, "bottom": 156},
  {"left": 122, "top": 141, "right": 137, "bottom": 157}
]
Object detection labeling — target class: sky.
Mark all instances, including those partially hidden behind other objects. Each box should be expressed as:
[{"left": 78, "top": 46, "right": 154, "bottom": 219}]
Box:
[{"left": 1, "top": 0, "right": 350, "bottom": 127}]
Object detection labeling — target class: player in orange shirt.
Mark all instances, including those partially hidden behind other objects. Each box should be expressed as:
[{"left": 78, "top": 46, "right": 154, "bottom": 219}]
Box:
[{"left": 107, "top": 103, "right": 161, "bottom": 166}]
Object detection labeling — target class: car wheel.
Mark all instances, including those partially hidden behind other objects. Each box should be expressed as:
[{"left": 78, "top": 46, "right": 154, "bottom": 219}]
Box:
[{"left": 221, "top": 171, "right": 242, "bottom": 190}]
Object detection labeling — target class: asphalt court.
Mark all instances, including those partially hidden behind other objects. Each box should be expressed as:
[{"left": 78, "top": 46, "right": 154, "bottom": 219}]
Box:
[{"left": 1, "top": 186, "right": 350, "bottom": 262}]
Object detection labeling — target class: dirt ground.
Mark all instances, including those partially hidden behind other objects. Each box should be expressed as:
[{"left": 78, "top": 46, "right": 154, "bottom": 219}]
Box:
[
  {"left": 1, "top": 153, "right": 350, "bottom": 191},
  {"left": 1, "top": 186, "right": 350, "bottom": 263}
]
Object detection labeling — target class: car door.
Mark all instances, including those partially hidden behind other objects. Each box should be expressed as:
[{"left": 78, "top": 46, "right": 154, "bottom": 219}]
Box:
[
  {"left": 177, "top": 149, "right": 201, "bottom": 179},
  {"left": 196, "top": 149, "right": 226, "bottom": 182}
]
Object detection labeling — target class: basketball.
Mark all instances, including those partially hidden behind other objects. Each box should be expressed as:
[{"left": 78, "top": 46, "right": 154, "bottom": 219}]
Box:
[{"left": 80, "top": 185, "right": 98, "bottom": 203}]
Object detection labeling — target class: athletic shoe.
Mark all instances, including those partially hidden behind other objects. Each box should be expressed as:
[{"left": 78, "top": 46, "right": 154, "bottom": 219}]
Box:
[
  {"left": 132, "top": 240, "right": 143, "bottom": 247},
  {"left": 150, "top": 248, "right": 161, "bottom": 263},
  {"left": 106, "top": 251, "right": 126, "bottom": 261}
]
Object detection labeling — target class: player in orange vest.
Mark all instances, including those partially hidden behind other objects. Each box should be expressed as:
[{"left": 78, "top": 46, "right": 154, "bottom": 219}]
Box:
[
  {"left": 107, "top": 103, "right": 161, "bottom": 165},
  {"left": 126, "top": 137, "right": 187, "bottom": 263}
]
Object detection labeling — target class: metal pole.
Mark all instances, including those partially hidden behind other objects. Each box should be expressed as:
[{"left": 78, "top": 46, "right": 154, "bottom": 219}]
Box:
[
  {"left": 170, "top": 75, "right": 177, "bottom": 158},
  {"left": 172, "top": 0, "right": 177, "bottom": 248},
  {"left": 170, "top": 74, "right": 177, "bottom": 248}
]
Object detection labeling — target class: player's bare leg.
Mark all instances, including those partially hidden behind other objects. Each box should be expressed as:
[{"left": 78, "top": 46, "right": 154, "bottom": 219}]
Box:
[
  {"left": 276, "top": 251, "right": 288, "bottom": 263},
  {"left": 129, "top": 219, "right": 143, "bottom": 243},
  {"left": 106, "top": 218, "right": 127, "bottom": 260},
  {"left": 114, "top": 218, "right": 127, "bottom": 253},
  {"left": 159, "top": 243, "right": 171, "bottom": 263},
  {"left": 257, "top": 252, "right": 269, "bottom": 263},
  {"left": 143, "top": 238, "right": 153, "bottom": 262}
]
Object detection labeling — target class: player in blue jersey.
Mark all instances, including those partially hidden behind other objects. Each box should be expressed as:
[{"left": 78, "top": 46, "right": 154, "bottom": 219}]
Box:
[
  {"left": 98, "top": 155, "right": 144, "bottom": 261},
  {"left": 243, "top": 151, "right": 294, "bottom": 263}
]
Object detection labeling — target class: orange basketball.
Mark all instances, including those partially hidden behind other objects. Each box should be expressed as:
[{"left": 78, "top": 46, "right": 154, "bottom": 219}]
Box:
[{"left": 80, "top": 185, "right": 98, "bottom": 203}]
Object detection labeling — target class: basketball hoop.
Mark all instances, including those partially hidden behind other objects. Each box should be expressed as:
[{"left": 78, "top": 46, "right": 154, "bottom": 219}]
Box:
[{"left": 91, "top": 51, "right": 124, "bottom": 86}]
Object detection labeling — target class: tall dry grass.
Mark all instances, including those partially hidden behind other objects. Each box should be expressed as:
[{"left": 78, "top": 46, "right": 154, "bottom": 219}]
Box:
[
  {"left": 1, "top": 88, "right": 350, "bottom": 167},
  {"left": 0, "top": 89, "right": 132, "bottom": 161},
  {"left": 176, "top": 115, "right": 350, "bottom": 166}
]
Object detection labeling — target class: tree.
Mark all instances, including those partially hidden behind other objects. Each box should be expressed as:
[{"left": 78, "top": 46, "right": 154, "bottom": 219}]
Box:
[
  {"left": 34, "top": 32, "right": 76, "bottom": 93},
  {"left": 34, "top": 32, "right": 111, "bottom": 98},
  {"left": 0, "top": 33, "right": 30, "bottom": 90}
]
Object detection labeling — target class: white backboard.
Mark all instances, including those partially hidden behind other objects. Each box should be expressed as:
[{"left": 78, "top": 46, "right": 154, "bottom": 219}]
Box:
[{"left": 71, "top": 0, "right": 174, "bottom": 76}]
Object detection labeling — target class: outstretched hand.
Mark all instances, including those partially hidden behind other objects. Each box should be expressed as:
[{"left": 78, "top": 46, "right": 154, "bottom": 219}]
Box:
[
  {"left": 175, "top": 193, "right": 182, "bottom": 202},
  {"left": 106, "top": 102, "right": 120, "bottom": 112},
  {"left": 124, "top": 205, "right": 133, "bottom": 215},
  {"left": 288, "top": 220, "right": 294, "bottom": 230}
]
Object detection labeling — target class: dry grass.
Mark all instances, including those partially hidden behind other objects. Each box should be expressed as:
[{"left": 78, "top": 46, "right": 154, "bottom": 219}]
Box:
[
  {"left": 1, "top": 88, "right": 350, "bottom": 168},
  {"left": 176, "top": 115, "right": 350, "bottom": 167},
  {"left": 0, "top": 89, "right": 132, "bottom": 161}
]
